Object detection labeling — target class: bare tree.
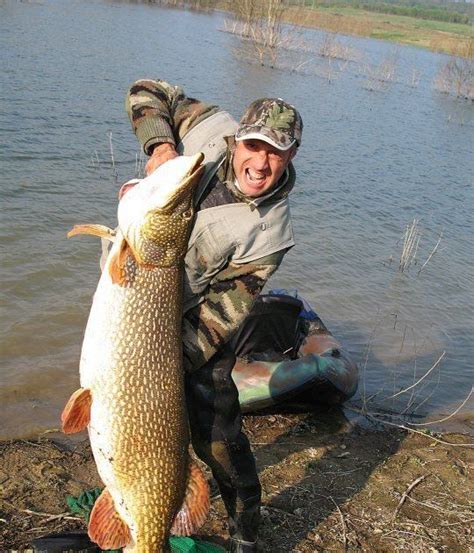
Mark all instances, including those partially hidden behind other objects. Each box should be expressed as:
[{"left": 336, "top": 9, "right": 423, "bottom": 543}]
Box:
[
  {"left": 361, "top": 49, "right": 399, "bottom": 91},
  {"left": 434, "top": 36, "right": 473, "bottom": 99},
  {"left": 229, "top": 0, "right": 259, "bottom": 37},
  {"left": 249, "top": 0, "right": 286, "bottom": 66},
  {"left": 224, "top": 0, "right": 289, "bottom": 67}
]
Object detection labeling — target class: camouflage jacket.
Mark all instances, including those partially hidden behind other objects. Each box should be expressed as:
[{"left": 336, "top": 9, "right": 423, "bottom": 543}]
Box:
[{"left": 126, "top": 79, "right": 295, "bottom": 371}]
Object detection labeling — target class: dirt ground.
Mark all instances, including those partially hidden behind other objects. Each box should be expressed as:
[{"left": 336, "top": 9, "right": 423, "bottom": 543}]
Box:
[{"left": 0, "top": 410, "right": 472, "bottom": 552}]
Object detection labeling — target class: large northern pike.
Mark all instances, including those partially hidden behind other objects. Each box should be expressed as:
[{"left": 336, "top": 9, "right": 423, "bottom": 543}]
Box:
[{"left": 61, "top": 154, "right": 209, "bottom": 552}]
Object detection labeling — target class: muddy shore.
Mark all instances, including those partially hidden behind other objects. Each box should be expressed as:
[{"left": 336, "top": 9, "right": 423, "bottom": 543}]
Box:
[{"left": 1, "top": 411, "right": 472, "bottom": 552}]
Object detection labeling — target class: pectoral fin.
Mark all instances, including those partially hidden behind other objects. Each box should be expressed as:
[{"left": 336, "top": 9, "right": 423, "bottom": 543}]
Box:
[
  {"left": 171, "top": 460, "right": 210, "bottom": 536},
  {"left": 109, "top": 237, "right": 136, "bottom": 286},
  {"left": 67, "top": 224, "right": 116, "bottom": 241},
  {"left": 61, "top": 388, "right": 92, "bottom": 434},
  {"left": 88, "top": 488, "right": 131, "bottom": 549}
]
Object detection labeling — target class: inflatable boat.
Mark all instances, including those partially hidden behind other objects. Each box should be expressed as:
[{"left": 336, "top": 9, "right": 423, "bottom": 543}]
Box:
[{"left": 231, "top": 290, "right": 358, "bottom": 413}]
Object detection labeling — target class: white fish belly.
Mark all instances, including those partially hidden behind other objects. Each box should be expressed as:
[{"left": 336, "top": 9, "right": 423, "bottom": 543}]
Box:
[{"left": 79, "top": 238, "right": 188, "bottom": 547}]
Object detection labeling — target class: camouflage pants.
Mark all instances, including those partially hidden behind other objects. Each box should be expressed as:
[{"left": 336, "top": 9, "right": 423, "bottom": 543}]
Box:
[{"left": 185, "top": 344, "right": 261, "bottom": 542}]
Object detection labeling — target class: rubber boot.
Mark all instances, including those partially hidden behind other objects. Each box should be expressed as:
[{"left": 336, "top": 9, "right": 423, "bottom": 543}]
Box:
[{"left": 30, "top": 532, "right": 98, "bottom": 552}]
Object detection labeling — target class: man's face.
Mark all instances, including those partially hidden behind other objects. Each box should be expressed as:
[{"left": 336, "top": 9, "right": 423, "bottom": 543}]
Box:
[{"left": 233, "top": 139, "right": 296, "bottom": 198}]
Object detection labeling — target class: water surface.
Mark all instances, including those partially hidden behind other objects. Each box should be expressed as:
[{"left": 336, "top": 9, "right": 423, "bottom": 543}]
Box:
[{"left": 0, "top": 0, "right": 473, "bottom": 440}]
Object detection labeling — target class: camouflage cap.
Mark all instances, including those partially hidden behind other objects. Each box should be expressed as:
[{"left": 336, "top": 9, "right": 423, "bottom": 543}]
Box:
[{"left": 235, "top": 98, "right": 303, "bottom": 151}]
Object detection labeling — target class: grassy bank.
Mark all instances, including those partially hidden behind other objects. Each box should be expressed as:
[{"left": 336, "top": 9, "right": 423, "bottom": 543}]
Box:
[
  {"left": 283, "top": 4, "right": 473, "bottom": 57},
  {"left": 148, "top": 1, "right": 472, "bottom": 56}
]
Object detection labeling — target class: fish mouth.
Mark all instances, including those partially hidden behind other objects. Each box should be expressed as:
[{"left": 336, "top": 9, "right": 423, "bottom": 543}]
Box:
[{"left": 165, "top": 152, "right": 205, "bottom": 209}]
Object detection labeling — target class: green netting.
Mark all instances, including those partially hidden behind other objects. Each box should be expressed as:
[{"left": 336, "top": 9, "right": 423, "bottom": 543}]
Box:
[
  {"left": 170, "top": 536, "right": 225, "bottom": 552},
  {"left": 66, "top": 491, "right": 225, "bottom": 552}
]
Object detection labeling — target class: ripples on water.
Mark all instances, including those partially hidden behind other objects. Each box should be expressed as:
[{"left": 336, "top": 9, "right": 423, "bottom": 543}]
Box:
[{"left": 0, "top": 0, "right": 473, "bottom": 439}]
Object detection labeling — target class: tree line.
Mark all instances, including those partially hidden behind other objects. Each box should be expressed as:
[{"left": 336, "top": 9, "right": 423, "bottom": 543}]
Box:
[
  {"left": 144, "top": 0, "right": 472, "bottom": 25},
  {"left": 289, "top": 0, "right": 472, "bottom": 24}
]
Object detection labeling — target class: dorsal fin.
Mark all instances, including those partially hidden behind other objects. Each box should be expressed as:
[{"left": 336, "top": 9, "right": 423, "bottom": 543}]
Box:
[
  {"left": 171, "top": 460, "right": 210, "bottom": 536},
  {"left": 108, "top": 238, "right": 136, "bottom": 286},
  {"left": 67, "top": 224, "right": 116, "bottom": 241}
]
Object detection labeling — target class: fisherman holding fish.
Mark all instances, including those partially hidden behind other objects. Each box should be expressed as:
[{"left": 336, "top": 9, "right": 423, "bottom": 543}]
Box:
[
  {"left": 39, "top": 81, "right": 302, "bottom": 553},
  {"left": 121, "top": 79, "right": 302, "bottom": 553}
]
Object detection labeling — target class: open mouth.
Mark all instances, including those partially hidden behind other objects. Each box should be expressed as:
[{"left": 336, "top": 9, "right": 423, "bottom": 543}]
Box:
[{"left": 245, "top": 168, "right": 267, "bottom": 185}]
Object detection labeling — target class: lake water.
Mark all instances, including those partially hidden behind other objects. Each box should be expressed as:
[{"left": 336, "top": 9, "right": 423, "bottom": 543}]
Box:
[{"left": 0, "top": 0, "right": 473, "bottom": 440}]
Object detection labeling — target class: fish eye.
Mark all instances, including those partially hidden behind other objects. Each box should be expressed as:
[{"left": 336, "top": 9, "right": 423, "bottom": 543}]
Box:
[{"left": 182, "top": 209, "right": 193, "bottom": 220}]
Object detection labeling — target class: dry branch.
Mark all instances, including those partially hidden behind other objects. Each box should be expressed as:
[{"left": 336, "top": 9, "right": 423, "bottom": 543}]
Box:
[
  {"left": 108, "top": 131, "right": 118, "bottom": 180},
  {"left": 399, "top": 219, "right": 420, "bottom": 272},
  {"left": 329, "top": 496, "right": 347, "bottom": 550},
  {"left": 393, "top": 474, "right": 428, "bottom": 520},
  {"left": 384, "top": 351, "right": 446, "bottom": 400},
  {"left": 348, "top": 407, "right": 474, "bottom": 448},
  {"left": 17, "top": 509, "right": 81, "bottom": 523},
  {"left": 417, "top": 231, "right": 443, "bottom": 275},
  {"left": 407, "top": 386, "right": 473, "bottom": 427}
]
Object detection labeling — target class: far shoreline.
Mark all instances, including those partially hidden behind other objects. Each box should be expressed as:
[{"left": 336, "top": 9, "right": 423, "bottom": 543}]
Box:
[
  {"left": 282, "top": 5, "right": 472, "bottom": 58},
  {"left": 200, "top": 2, "right": 473, "bottom": 57}
]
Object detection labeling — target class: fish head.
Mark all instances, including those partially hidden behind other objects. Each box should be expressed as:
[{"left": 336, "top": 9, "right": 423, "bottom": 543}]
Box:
[{"left": 118, "top": 153, "right": 204, "bottom": 267}]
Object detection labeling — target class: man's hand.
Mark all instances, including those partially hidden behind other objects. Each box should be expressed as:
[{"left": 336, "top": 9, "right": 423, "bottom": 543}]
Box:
[{"left": 145, "top": 143, "right": 179, "bottom": 175}]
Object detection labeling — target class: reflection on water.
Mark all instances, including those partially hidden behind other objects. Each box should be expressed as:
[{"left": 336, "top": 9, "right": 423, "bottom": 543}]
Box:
[{"left": 0, "top": 0, "right": 473, "bottom": 440}]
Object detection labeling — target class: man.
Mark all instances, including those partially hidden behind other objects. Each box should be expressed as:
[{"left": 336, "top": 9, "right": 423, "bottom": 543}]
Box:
[{"left": 125, "top": 79, "right": 303, "bottom": 553}]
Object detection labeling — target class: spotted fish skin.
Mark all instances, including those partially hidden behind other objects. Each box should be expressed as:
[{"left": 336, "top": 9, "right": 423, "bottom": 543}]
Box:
[
  {"left": 84, "top": 262, "right": 187, "bottom": 550},
  {"left": 68, "top": 154, "right": 205, "bottom": 551}
]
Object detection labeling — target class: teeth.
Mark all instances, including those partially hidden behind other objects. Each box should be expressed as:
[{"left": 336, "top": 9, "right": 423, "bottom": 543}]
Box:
[{"left": 246, "top": 169, "right": 265, "bottom": 183}]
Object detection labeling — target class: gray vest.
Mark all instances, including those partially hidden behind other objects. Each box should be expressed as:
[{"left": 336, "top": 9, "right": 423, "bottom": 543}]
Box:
[{"left": 177, "top": 111, "right": 295, "bottom": 311}]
